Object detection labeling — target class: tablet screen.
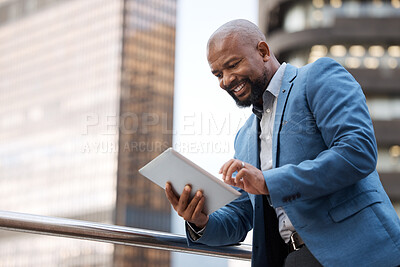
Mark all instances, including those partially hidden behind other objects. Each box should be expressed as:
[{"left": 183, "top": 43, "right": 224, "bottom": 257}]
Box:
[{"left": 139, "top": 148, "right": 241, "bottom": 214}]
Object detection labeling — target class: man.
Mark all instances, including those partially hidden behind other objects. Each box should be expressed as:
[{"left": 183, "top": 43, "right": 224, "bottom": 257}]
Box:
[{"left": 165, "top": 19, "right": 400, "bottom": 266}]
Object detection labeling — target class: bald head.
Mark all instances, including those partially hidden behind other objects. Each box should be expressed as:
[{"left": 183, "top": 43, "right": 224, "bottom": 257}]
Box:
[
  {"left": 207, "top": 19, "right": 266, "bottom": 53},
  {"left": 206, "top": 19, "right": 280, "bottom": 108}
]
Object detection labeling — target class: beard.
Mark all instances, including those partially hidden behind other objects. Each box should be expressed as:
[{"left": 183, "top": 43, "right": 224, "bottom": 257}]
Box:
[{"left": 227, "top": 73, "right": 268, "bottom": 108}]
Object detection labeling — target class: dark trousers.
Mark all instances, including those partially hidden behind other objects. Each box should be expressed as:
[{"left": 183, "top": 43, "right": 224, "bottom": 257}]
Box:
[{"left": 284, "top": 246, "right": 323, "bottom": 267}]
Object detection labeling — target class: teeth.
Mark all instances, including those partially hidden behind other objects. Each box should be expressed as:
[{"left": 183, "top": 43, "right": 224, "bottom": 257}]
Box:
[{"left": 233, "top": 82, "right": 245, "bottom": 92}]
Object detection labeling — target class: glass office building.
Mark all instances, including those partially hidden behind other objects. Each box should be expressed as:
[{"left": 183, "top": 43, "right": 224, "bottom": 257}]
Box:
[
  {"left": 0, "top": 0, "right": 176, "bottom": 266},
  {"left": 259, "top": 0, "right": 400, "bottom": 209},
  {"left": 114, "top": 0, "right": 176, "bottom": 266}
]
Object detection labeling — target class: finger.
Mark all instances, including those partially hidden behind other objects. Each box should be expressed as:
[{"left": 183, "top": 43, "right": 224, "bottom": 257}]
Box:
[
  {"left": 177, "top": 184, "right": 191, "bottom": 214},
  {"left": 221, "top": 159, "right": 235, "bottom": 179},
  {"left": 241, "top": 176, "right": 251, "bottom": 192},
  {"left": 223, "top": 160, "right": 237, "bottom": 183},
  {"left": 226, "top": 160, "right": 241, "bottom": 180},
  {"left": 192, "top": 196, "right": 206, "bottom": 219},
  {"left": 234, "top": 169, "right": 248, "bottom": 190},
  {"left": 219, "top": 159, "right": 232, "bottom": 174},
  {"left": 223, "top": 176, "right": 235, "bottom": 186},
  {"left": 235, "top": 169, "right": 246, "bottom": 184},
  {"left": 221, "top": 165, "right": 234, "bottom": 185},
  {"left": 165, "top": 182, "right": 179, "bottom": 207},
  {"left": 234, "top": 179, "right": 245, "bottom": 190},
  {"left": 185, "top": 190, "right": 202, "bottom": 218}
]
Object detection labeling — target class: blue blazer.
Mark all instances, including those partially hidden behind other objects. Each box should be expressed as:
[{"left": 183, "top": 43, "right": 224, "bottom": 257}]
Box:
[{"left": 188, "top": 58, "right": 400, "bottom": 267}]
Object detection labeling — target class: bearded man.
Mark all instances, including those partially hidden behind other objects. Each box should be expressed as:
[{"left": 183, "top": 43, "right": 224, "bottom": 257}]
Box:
[{"left": 166, "top": 19, "right": 400, "bottom": 267}]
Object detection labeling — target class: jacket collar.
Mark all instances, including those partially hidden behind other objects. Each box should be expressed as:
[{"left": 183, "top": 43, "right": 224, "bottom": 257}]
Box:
[
  {"left": 272, "top": 64, "right": 298, "bottom": 168},
  {"left": 252, "top": 63, "right": 287, "bottom": 119}
]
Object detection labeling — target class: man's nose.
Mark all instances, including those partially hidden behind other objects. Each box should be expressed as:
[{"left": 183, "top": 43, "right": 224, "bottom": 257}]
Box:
[{"left": 220, "top": 73, "right": 235, "bottom": 90}]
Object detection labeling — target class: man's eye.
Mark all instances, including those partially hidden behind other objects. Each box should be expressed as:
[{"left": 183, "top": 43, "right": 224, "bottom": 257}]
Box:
[
  {"left": 229, "top": 60, "right": 241, "bottom": 68},
  {"left": 216, "top": 73, "right": 222, "bottom": 78}
]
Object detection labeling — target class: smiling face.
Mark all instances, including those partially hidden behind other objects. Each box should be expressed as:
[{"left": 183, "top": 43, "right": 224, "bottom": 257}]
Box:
[{"left": 207, "top": 33, "right": 271, "bottom": 107}]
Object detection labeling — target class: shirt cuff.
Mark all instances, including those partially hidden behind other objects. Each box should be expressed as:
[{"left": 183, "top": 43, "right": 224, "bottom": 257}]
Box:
[{"left": 186, "top": 221, "right": 206, "bottom": 241}]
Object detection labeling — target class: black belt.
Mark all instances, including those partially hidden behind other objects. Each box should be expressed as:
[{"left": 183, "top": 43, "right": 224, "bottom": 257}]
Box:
[{"left": 288, "top": 231, "right": 305, "bottom": 253}]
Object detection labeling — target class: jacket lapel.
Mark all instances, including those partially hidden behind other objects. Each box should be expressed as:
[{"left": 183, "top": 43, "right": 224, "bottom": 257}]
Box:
[{"left": 272, "top": 64, "right": 298, "bottom": 168}]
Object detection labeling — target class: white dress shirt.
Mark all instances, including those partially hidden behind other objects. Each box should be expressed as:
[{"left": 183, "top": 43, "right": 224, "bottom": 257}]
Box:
[{"left": 259, "top": 63, "right": 295, "bottom": 243}]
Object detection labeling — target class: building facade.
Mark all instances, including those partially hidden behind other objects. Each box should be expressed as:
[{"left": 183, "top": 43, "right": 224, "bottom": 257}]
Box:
[
  {"left": 259, "top": 0, "right": 400, "bottom": 208},
  {"left": 114, "top": 0, "right": 176, "bottom": 266},
  {"left": 0, "top": 0, "right": 176, "bottom": 266}
]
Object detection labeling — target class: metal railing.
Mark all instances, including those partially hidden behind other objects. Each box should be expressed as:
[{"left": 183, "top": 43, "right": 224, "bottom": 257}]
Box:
[{"left": 0, "top": 210, "right": 251, "bottom": 261}]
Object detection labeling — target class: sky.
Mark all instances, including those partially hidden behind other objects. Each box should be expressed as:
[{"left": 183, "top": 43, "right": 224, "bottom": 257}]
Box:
[
  {"left": 171, "top": 0, "right": 258, "bottom": 266},
  {"left": 173, "top": 0, "right": 257, "bottom": 176}
]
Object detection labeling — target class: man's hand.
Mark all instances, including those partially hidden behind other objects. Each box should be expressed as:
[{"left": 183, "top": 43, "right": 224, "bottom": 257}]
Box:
[
  {"left": 219, "top": 159, "right": 269, "bottom": 195},
  {"left": 165, "top": 182, "right": 209, "bottom": 228}
]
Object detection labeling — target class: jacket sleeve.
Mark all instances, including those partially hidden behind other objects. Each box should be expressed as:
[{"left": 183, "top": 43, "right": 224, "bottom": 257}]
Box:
[
  {"left": 186, "top": 188, "right": 253, "bottom": 246},
  {"left": 265, "top": 57, "right": 378, "bottom": 207}
]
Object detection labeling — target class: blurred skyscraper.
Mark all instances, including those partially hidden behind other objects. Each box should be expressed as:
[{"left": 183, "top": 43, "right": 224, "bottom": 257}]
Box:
[
  {"left": 259, "top": 0, "right": 400, "bottom": 209},
  {"left": 0, "top": 0, "right": 176, "bottom": 266}
]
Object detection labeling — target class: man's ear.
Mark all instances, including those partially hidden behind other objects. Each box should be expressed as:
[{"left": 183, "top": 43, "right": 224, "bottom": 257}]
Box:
[{"left": 257, "top": 41, "right": 271, "bottom": 62}]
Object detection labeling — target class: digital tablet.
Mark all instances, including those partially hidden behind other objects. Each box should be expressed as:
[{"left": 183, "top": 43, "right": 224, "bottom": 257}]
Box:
[{"left": 139, "top": 147, "right": 241, "bottom": 215}]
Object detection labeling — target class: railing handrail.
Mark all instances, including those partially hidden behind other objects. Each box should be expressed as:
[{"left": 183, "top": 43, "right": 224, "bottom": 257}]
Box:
[{"left": 0, "top": 210, "right": 251, "bottom": 261}]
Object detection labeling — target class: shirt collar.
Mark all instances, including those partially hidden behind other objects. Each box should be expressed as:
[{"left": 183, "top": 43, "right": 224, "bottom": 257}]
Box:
[{"left": 252, "top": 63, "right": 287, "bottom": 119}]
